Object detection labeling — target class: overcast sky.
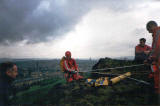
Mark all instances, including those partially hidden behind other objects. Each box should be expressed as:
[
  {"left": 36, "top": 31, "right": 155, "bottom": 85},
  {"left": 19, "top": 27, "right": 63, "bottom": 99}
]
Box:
[{"left": 0, "top": 0, "right": 160, "bottom": 59}]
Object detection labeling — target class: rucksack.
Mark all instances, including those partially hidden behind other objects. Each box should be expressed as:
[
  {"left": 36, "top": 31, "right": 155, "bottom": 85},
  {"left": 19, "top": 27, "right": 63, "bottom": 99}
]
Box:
[{"left": 60, "top": 56, "right": 66, "bottom": 72}]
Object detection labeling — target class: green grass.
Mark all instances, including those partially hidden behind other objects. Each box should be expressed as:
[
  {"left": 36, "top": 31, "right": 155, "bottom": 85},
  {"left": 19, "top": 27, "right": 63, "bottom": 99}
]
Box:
[{"left": 14, "top": 78, "right": 66, "bottom": 104}]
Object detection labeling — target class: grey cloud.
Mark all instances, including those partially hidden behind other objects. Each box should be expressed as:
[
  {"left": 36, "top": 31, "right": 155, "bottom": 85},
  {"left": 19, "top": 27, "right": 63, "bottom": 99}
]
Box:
[
  {"left": 0, "top": 0, "right": 93, "bottom": 44},
  {"left": 0, "top": 0, "right": 147, "bottom": 45}
]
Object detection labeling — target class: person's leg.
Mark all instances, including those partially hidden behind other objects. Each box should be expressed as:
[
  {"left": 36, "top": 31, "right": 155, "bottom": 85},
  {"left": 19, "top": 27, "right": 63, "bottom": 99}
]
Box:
[{"left": 154, "top": 65, "right": 160, "bottom": 94}]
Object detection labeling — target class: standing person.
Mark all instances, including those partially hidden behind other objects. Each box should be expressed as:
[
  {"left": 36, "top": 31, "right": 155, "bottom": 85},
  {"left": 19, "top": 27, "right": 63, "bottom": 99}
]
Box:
[
  {"left": 135, "top": 38, "right": 152, "bottom": 63},
  {"left": 146, "top": 21, "right": 160, "bottom": 94},
  {"left": 63, "top": 51, "right": 83, "bottom": 82},
  {"left": 0, "top": 62, "right": 18, "bottom": 106}
]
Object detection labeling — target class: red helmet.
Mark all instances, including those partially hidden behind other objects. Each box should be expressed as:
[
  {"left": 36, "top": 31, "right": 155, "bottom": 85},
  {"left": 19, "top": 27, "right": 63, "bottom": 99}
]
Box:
[{"left": 65, "top": 51, "right": 71, "bottom": 57}]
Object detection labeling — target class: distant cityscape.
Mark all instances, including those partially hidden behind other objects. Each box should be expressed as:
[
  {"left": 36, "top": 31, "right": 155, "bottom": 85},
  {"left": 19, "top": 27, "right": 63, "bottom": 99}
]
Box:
[
  {"left": 0, "top": 57, "right": 133, "bottom": 86},
  {"left": 0, "top": 58, "right": 97, "bottom": 87}
]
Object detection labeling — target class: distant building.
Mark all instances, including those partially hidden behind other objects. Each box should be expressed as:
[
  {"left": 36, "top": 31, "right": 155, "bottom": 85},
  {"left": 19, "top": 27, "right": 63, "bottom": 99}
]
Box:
[{"left": 31, "top": 72, "right": 42, "bottom": 78}]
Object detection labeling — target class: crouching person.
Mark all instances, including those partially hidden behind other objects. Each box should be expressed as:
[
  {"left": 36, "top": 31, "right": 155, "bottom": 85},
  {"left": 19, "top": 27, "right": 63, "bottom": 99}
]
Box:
[{"left": 62, "top": 51, "right": 83, "bottom": 83}]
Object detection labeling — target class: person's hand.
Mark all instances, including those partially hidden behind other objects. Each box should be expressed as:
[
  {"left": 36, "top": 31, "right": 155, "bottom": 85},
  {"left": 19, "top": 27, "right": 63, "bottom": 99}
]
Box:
[
  {"left": 144, "top": 59, "right": 149, "bottom": 65},
  {"left": 148, "top": 72, "right": 154, "bottom": 78},
  {"left": 150, "top": 56, "right": 157, "bottom": 61},
  {"left": 144, "top": 58, "right": 153, "bottom": 65},
  {"left": 70, "top": 70, "right": 76, "bottom": 74},
  {"left": 77, "top": 68, "right": 80, "bottom": 72},
  {"left": 144, "top": 51, "right": 150, "bottom": 55}
]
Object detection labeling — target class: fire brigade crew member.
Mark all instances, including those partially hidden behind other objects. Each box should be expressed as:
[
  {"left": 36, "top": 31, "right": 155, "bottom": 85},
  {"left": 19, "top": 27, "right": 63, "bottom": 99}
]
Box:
[
  {"left": 146, "top": 20, "right": 160, "bottom": 94},
  {"left": 135, "top": 38, "right": 152, "bottom": 62},
  {"left": 63, "top": 51, "right": 83, "bottom": 82}
]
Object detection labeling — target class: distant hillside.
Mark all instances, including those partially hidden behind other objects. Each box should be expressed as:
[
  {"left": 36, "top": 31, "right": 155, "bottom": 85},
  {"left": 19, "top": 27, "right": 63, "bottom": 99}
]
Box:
[
  {"left": 114, "top": 56, "right": 135, "bottom": 60},
  {"left": 92, "top": 57, "right": 136, "bottom": 70},
  {"left": 0, "top": 58, "right": 97, "bottom": 72}
]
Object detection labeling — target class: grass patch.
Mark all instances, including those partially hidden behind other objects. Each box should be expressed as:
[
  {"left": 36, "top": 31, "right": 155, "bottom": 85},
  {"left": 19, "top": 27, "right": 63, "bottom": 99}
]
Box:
[{"left": 14, "top": 78, "right": 66, "bottom": 104}]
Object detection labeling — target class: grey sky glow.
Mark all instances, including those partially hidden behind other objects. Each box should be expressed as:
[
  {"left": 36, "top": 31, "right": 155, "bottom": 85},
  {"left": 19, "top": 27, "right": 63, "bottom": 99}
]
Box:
[{"left": 0, "top": 0, "right": 160, "bottom": 59}]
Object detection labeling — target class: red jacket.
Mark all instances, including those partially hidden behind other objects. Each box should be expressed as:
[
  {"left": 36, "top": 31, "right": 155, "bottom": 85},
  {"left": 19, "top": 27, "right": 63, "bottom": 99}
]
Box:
[
  {"left": 149, "top": 27, "right": 160, "bottom": 94},
  {"left": 150, "top": 27, "right": 160, "bottom": 62},
  {"left": 135, "top": 44, "right": 151, "bottom": 53},
  {"left": 63, "top": 58, "right": 78, "bottom": 72}
]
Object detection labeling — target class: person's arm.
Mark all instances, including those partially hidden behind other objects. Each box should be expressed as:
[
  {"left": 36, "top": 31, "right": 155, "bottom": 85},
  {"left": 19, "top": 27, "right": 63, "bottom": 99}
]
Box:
[
  {"left": 73, "top": 59, "right": 79, "bottom": 72},
  {"left": 0, "top": 82, "right": 7, "bottom": 106},
  {"left": 148, "top": 45, "right": 152, "bottom": 51},
  {"left": 0, "top": 91, "right": 5, "bottom": 106},
  {"left": 150, "top": 30, "right": 160, "bottom": 60},
  {"left": 143, "top": 45, "right": 151, "bottom": 54},
  {"left": 63, "top": 60, "right": 73, "bottom": 72}
]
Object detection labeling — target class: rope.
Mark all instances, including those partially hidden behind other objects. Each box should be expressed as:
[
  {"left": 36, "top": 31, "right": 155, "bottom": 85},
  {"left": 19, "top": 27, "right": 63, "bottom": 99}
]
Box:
[
  {"left": 81, "top": 71, "right": 151, "bottom": 85},
  {"left": 93, "top": 64, "right": 145, "bottom": 71},
  {"left": 79, "top": 64, "right": 147, "bottom": 74},
  {"left": 79, "top": 71, "right": 149, "bottom": 76},
  {"left": 78, "top": 64, "right": 150, "bottom": 85},
  {"left": 92, "top": 72, "right": 151, "bottom": 85},
  {"left": 126, "top": 77, "right": 150, "bottom": 85},
  {"left": 79, "top": 64, "right": 145, "bottom": 73}
]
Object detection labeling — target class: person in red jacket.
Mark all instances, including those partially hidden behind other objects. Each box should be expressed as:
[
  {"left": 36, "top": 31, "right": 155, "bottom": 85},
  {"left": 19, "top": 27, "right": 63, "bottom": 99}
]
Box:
[
  {"left": 146, "top": 20, "right": 160, "bottom": 94},
  {"left": 63, "top": 51, "right": 83, "bottom": 82},
  {"left": 135, "top": 38, "right": 152, "bottom": 62}
]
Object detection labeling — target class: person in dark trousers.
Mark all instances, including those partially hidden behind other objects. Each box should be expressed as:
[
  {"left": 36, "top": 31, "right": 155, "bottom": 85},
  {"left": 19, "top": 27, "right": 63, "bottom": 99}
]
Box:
[
  {"left": 0, "top": 62, "right": 18, "bottom": 106},
  {"left": 135, "top": 38, "right": 152, "bottom": 63}
]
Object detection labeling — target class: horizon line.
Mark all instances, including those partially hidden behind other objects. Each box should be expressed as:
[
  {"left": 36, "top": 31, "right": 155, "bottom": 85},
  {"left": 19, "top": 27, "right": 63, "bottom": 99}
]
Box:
[{"left": 0, "top": 56, "right": 134, "bottom": 60}]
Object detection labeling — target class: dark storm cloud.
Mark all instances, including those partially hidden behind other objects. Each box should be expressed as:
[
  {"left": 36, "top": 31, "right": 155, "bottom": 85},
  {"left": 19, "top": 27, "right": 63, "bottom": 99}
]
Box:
[
  {"left": 0, "top": 0, "right": 143, "bottom": 45},
  {"left": 0, "top": 0, "right": 92, "bottom": 44},
  {"left": 0, "top": 0, "right": 41, "bottom": 44}
]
